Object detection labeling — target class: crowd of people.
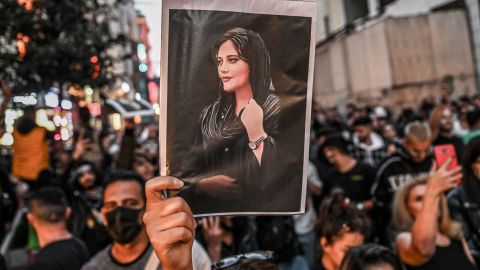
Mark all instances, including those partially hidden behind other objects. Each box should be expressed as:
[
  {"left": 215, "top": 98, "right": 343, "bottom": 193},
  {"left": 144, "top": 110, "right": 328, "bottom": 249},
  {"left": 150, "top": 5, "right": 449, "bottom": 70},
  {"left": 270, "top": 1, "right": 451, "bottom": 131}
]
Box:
[{"left": 0, "top": 92, "right": 480, "bottom": 270}]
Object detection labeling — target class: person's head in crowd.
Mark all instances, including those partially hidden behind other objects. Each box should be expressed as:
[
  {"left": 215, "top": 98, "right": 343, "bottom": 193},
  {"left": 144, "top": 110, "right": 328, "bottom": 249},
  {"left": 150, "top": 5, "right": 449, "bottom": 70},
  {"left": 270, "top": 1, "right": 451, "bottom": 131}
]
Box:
[
  {"left": 352, "top": 117, "right": 373, "bottom": 144},
  {"left": 459, "top": 95, "right": 472, "bottom": 108},
  {"left": 316, "top": 189, "right": 371, "bottom": 270},
  {"left": 101, "top": 170, "right": 146, "bottom": 245},
  {"left": 429, "top": 104, "right": 454, "bottom": 140},
  {"left": 473, "top": 93, "right": 480, "bottom": 108},
  {"left": 462, "top": 136, "right": 480, "bottom": 203},
  {"left": 132, "top": 152, "right": 156, "bottom": 181},
  {"left": 372, "top": 106, "right": 390, "bottom": 132},
  {"left": 418, "top": 97, "right": 436, "bottom": 120},
  {"left": 396, "top": 108, "right": 421, "bottom": 137},
  {"left": 27, "top": 187, "right": 71, "bottom": 246},
  {"left": 392, "top": 176, "right": 462, "bottom": 240},
  {"left": 467, "top": 109, "right": 480, "bottom": 130},
  {"left": 325, "top": 107, "right": 343, "bottom": 129},
  {"left": 381, "top": 123, "right": 397, "bottom": 143},
  {"left": 322, "top": 134, "right": 350, "bottom": 165},
  {"left": 72, "top": 162, "right": 100, "bottom": 191},
  {"left": 403, "top": 121, "right": 432, "bottom": 163},
  {"left": 339, "top": 244, "right": 403, "bottom": 270}
]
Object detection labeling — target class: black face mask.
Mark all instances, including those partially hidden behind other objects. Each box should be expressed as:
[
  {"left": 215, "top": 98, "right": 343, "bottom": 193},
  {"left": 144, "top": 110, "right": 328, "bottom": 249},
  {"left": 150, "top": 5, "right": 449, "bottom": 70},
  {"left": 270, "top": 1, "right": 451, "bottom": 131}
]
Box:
[{"left": 105, "top": 207, "right": 144, "bottom": 245}]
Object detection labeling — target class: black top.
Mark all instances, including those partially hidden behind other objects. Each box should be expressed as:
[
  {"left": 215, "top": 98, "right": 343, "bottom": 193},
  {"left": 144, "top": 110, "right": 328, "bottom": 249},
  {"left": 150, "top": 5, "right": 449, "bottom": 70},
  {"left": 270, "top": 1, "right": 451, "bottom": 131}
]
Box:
[
  {"left": 324, "top": 161, "right": 375, "bottom": 202},
  {"left": 31, "top": 237, "right": 89, "bottom": 270},
  {"left": 405, "top": 239, "right": 476, "bottom": 270}
]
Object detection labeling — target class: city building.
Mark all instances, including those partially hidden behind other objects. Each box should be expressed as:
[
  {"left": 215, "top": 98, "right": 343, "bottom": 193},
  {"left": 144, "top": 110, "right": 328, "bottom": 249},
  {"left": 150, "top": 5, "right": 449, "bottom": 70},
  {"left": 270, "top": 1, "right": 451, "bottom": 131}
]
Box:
[{"left": 314, "top": 0, "right": 479, "bottom": 111}]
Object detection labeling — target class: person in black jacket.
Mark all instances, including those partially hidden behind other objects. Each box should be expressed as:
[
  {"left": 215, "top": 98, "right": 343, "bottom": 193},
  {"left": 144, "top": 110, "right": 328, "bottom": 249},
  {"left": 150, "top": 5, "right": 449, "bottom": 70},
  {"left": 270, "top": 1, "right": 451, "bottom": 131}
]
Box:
[
  {"left": 27, "top": 187, "right": 90, "bottom": 270},
  {"left": 67, "top": 162, "right": 110, "bottom": 256},
  {"left": 371, "top": 121, "right": 434, "bottom": 245},
  {"left": 448, "top": 135, "right": 480, "bottom": 266}
]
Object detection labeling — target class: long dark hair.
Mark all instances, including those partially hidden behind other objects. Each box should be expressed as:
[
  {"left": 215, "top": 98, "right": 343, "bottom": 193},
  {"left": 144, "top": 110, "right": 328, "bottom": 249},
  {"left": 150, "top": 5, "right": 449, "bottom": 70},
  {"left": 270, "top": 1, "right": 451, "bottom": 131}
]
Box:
[
  {"left": 213, "top": 28, "right": 275, "bottom": 106},
  {"left": 463, "top": 136, "right": 480, "bottom": 204},
  {"left": 316, "top": 189, "right": 371, "bottom": 245}
]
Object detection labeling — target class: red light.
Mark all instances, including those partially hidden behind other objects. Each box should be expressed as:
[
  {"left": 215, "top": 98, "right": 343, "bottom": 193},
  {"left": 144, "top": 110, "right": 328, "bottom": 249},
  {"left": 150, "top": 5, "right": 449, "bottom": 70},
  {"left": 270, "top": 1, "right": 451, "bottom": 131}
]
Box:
[
  {"left": 54, "top": 134, "right": 61, "bottom": 141},
  {"left": 94, "top": 65, "right": 101, "bottom": 71},
  {"left": 90, "top": 56, "right": 98, "bottom": 63}
]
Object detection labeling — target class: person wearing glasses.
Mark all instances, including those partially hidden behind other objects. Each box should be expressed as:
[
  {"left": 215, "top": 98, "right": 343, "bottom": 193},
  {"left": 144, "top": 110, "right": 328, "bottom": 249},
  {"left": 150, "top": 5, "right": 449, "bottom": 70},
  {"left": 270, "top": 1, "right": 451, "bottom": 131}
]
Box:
[{"left": 371, "top": 121, "right": 435, "bottom": 245}]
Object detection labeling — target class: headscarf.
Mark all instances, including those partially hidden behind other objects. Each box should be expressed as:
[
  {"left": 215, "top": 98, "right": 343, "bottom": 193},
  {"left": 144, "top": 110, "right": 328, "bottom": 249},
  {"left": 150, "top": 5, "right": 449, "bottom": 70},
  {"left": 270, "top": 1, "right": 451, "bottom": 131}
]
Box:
[{"left": 201, "top": 28, "right": 280, "bottom": 147}]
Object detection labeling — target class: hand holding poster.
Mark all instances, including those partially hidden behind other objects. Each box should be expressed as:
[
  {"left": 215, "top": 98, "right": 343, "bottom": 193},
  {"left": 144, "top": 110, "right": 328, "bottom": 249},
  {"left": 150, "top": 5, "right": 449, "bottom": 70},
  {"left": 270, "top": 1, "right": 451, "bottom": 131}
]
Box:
[{"left": 160, "top": 0, "right": 317, "bottom": 216}]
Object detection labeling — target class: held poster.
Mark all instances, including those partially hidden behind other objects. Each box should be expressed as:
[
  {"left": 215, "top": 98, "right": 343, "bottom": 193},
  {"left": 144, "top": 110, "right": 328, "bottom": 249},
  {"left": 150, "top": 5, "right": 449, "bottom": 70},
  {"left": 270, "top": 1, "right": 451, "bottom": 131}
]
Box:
[{"left": 160, "top": 0, "right": 317, "bottom": 216}]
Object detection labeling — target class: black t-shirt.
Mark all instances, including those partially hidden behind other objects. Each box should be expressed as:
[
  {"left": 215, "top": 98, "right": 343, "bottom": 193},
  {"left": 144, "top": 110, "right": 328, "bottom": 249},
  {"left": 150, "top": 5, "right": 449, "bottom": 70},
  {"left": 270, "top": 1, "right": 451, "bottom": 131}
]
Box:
[
  {"left": 405, "top": 239, "right": 476, "bottom": 270},
  {"left": 31, "top": 237, "right": 89, "bottom": 270},
  {"left": 324, "top": 162, "right": 376, "bottom": 202}
]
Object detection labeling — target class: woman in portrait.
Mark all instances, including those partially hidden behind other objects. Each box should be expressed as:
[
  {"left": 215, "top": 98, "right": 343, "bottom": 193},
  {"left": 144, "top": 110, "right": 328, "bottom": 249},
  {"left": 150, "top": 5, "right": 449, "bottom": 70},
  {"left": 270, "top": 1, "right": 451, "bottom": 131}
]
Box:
[{"left": 178, "top": 28, "right": 281, "bottom": 215}]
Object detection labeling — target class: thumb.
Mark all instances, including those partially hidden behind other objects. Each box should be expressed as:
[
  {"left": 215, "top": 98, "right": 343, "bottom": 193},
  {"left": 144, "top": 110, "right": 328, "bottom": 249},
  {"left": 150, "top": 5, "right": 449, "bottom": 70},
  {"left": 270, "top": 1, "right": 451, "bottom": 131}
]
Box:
[{"left": 145, "top": 176, "right": 184, "bottom": 204}]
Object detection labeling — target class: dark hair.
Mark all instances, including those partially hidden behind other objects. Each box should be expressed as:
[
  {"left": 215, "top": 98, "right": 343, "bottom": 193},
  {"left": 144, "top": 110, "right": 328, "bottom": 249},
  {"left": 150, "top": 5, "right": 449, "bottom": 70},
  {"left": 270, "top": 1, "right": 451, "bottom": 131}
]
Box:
[
  {"left": 213, "top": 28, "right": 274, "bottom": 106},
  {"left": 321, "top": 133, "right": 349, "bottom": 155},
  {"left": 70, "top": 161, "right": 101, "bottom": 191},
  {"left": 339, "top": 244, "right": 403, "bottom": 270},
  {"left": 462, "top": 136, "right": 480, "bottom": 205},
  {"left": 352, "top": 116, "right": 373, "bottom": 128},
  {"left": 316, "top": 189, "right": 371, "bottom": 244},
  {"left": 466, "top": 109, "right": 480, "bottom": 128},
  {"left": 27, "top": 187, "right": 69, "bottom": 223},
  {"left": 102, "top": 170, "right": 146, "bottom": 204}
]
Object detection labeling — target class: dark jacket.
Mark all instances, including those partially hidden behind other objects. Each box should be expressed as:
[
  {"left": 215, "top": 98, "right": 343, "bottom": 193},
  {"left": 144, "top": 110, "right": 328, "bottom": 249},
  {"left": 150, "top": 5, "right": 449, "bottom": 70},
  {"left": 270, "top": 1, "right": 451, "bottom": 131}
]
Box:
[
  {"left": 448, "top": 186, "right": 480, "bottom": 266},
  {"left": 371, "top": 145, "right": 433, "bottom": 210}
]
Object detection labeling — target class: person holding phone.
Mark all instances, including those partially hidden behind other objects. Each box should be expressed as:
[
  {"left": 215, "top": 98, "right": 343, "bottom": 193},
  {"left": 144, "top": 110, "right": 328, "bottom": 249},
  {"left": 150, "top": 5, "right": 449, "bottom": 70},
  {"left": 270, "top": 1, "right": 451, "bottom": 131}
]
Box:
[{"left": 392, "top": 160, "right": 476, "bottom": 270}]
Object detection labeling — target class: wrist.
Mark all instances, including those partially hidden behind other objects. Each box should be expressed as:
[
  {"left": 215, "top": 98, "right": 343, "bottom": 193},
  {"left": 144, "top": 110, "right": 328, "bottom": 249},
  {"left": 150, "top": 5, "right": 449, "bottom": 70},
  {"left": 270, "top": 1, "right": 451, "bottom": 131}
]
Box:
[
  {"left": 247, "top": 129, "right": 266, "bottom": 142},
  {"left": 424, "top": 190, "right": 440, "bottom": 201}
]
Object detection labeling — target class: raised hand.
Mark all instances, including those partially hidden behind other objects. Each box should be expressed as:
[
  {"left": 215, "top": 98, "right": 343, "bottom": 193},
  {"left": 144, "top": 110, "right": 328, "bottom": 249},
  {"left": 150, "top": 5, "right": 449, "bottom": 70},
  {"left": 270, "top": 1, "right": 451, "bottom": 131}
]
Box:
[
  {"left": 240, "top": 98, "right": 265, "bottom": 141},
  {"left": 143, "top": 177, "right": 196, "bottom": 270},
  {"left": 200, "top": 217, "right": 225, "bottom": 262},
  {"left": 426, "top": 158, "right": 462, "bottom": 197}
]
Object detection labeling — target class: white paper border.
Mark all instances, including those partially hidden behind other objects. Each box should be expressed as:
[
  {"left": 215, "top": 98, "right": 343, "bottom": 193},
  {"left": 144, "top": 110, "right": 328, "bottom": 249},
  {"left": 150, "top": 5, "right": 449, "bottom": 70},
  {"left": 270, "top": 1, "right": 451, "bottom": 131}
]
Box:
[{"left": 160, "top": 0, "right": 317, "bottom": 216}]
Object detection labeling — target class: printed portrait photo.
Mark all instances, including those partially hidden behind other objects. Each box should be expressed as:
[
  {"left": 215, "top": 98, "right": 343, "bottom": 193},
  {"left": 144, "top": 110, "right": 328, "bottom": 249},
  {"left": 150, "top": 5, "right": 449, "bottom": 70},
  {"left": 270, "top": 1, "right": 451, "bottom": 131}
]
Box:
[{"left": 161, "top": 1, "right": 316, "bottom": 216}]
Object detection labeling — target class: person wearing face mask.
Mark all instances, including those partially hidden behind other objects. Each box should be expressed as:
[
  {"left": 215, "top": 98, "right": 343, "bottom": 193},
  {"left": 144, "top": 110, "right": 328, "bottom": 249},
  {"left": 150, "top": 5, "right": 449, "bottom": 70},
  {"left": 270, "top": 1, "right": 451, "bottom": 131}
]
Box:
[
  {"left": 81, "top": 170, "right": 211, "bottom": 270},
  {"left": 67, "top": 162, "right": 110, "bottom": 256},
  {"left": 448, "top": 136, "right": 480, "bottom": 266}
]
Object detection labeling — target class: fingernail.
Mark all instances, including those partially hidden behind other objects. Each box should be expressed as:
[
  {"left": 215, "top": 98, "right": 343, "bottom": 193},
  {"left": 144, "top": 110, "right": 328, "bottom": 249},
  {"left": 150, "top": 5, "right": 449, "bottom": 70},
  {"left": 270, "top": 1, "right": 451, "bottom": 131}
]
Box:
[{"left": 173, "top": 178, "right": 184, "bottom": 187}]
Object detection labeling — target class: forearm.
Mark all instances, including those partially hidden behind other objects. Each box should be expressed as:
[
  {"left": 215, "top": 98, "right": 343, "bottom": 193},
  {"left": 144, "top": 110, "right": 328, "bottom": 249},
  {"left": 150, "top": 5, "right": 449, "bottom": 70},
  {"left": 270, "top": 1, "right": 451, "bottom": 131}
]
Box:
[
  {"left": 411, "top": 193, "right": 439, "bottom": 256},
  {"left": 207, "top": 243, "right": 222, "bottom": 262},
  {"left": 251, "top": 143, "right": 264, "bottom": 165}
]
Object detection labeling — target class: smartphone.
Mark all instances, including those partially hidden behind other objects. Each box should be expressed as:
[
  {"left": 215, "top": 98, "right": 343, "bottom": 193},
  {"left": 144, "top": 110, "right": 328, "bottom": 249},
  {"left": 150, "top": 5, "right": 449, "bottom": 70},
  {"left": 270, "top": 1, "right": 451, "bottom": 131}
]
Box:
[{"left": 433, "top": 144, "right": 461, "bottom": 184}]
